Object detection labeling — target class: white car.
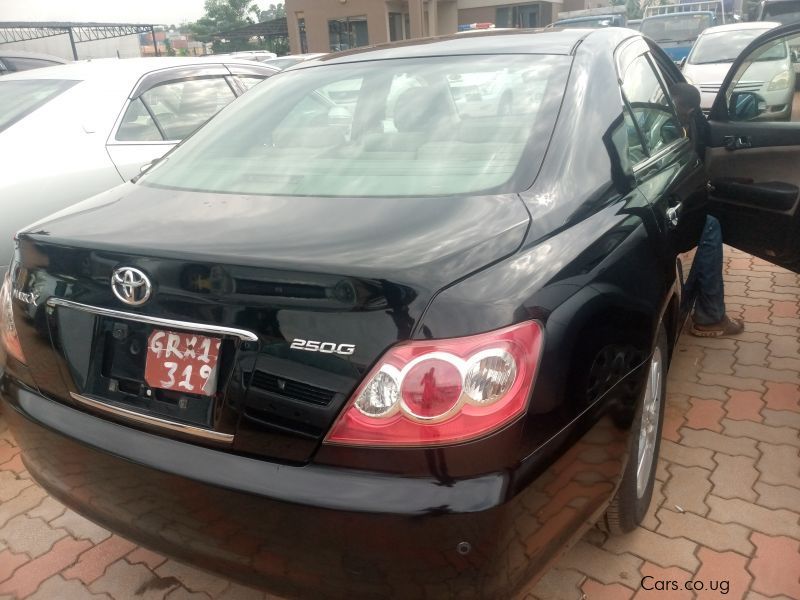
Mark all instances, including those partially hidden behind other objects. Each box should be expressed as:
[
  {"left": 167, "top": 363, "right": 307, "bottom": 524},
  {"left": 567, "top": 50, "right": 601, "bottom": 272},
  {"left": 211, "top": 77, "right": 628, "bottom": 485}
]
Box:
[
  {"left": 683, "top": 22, "right": 787, "bottom": 112},
  {"left": 0, "top": 57, "right": 278, "bottom": 276}
]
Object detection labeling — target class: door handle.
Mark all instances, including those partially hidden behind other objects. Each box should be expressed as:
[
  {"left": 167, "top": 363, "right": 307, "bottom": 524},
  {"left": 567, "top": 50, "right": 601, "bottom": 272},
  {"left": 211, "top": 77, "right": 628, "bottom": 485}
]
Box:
[
  {"left": 723, "top": 135, "right": 752, "bottom": 151},
  {"left": 666, "top": 202, "right": 682, "bottom": 228}
]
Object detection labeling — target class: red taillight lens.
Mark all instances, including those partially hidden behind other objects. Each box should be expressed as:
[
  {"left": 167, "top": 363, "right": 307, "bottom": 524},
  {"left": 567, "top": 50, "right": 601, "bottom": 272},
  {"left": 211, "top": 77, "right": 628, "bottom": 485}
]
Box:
[
  {"left": 401, "top": 357, "right": 463, "bottom": 420},
  {"left": 325, "top": 321, "right": 542, "bottom": 447},
  {"left": 0, "top": 275, "right": 26, "bottom": 365}
]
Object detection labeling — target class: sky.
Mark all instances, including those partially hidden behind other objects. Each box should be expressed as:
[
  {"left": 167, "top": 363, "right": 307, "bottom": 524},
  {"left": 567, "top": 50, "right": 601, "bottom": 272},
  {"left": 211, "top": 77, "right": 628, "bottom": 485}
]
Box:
[{"left": 0, "top": 0, "right": 208, "bottom": 26}]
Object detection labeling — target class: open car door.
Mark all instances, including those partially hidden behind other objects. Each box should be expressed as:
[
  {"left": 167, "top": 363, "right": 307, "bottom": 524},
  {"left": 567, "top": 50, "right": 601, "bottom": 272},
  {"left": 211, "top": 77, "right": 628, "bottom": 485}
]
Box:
[{"left": 706, "top": 22, "right": 800, "bottom": 273}]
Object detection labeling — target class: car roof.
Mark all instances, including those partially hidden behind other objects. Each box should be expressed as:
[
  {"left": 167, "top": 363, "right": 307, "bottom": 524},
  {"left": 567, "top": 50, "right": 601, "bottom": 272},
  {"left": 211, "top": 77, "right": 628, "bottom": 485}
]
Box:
[
  {"left": 0, "top": 56, "right": 274, "bottom": 82},
  {"left": 642, "top": 11, "right": 715, "bottom": 19},
  {"left": 699, "top": 21, "right": 781, "bottom": 34},
  {"left": 0, "top": 49, "right": 68, "bottom": 63},
  {"left": 300, "top": 28, "right": 635, "bottom": 67}
]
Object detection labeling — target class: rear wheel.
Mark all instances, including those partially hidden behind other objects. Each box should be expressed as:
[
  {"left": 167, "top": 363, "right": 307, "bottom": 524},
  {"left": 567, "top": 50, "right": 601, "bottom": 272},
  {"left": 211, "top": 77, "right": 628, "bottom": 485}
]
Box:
[{"left": 603, "top": 324, "right": 667, "bottom": 534}]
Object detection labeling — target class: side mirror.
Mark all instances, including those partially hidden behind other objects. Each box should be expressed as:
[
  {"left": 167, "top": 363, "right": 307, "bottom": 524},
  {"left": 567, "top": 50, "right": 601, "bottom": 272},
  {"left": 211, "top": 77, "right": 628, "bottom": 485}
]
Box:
[
  {"left": 792, "top": 48, "right": 800, "bottom": 63},
  {"left": 728, "top": 91, "right": 766, "bottom": 121}
]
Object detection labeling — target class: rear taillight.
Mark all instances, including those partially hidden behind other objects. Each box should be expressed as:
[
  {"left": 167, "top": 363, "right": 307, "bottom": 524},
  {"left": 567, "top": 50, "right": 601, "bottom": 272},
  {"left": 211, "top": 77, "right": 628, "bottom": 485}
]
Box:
[
  {"left": 0, "top": 273, "right": 26, "bottom": 365},
  {"left": 325, "top": 321, "right": 542, "bottom": 447}
]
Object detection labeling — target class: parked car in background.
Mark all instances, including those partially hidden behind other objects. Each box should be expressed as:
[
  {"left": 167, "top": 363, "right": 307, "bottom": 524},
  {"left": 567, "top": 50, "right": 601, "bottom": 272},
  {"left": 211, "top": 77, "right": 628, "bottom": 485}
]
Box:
[
  {"left": 628, "top": 19, "right": 643, "bottom": 31},
  {"left": 641, "top": 0, "right": 722, "bottom": 63},
  {"left": 4, "top": 23, "right": 800, "bottom": 599},
  {"left": 225, "top": 50, "right": 278, "bottom": 61},
  {"left": 0, "top": 50, "right": 67, "bottom": 75},
  {"left": 551, "top": 6, "right": 627, "bottom": 28},
  {"left": 0, "top": 57, "right": 278, "bottom": 278},
  {"left": 683, "top": 21, "right": 781, "bottom": 111},
  {"left": 757, "top": 0, "right": 800, "bottom": 23},
  {"left": 259, "top": 53, "right": 327, "bottom": 70}
]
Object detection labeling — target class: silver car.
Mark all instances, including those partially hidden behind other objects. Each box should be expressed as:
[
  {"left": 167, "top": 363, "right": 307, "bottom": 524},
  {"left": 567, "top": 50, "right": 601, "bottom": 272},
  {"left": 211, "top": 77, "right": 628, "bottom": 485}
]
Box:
[{"left": 0, "top": 57, "right": 278, "bottom": 276}]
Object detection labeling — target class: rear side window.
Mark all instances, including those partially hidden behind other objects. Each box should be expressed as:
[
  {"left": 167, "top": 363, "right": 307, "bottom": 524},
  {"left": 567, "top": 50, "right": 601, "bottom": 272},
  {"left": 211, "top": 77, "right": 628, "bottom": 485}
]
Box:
[
  {"left": 116, "top": 77, "right": 236, "bottom": 142},
  {"left": 0, "top": 79, "right": 78, "bottom": 133},
  {"left": 621, "top": 54, "right": 682, "bottom": 160}
]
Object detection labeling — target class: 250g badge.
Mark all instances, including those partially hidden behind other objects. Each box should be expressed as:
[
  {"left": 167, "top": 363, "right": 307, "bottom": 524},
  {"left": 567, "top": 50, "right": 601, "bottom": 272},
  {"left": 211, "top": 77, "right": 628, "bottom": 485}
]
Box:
[{"left": 290, "top": 338, "right": 356, "bottom": 355}]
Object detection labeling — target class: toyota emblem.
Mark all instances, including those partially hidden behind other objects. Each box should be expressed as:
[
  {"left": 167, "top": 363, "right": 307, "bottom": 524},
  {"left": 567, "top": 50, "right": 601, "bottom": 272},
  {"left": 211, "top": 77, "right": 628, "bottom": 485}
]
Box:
[{"left": 111, "top": 267, "right": 152, "bottom": 306}]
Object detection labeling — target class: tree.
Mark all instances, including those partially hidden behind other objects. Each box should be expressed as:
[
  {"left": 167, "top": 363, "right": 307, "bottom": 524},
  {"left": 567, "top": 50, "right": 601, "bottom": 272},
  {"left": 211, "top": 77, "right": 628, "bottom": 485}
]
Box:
[
  {"left": 189, "top": 0, "right": 261, "bottom": 42},
  {"left": 611, "top": 0, "right": 643, "bottom": 19},
  {"left": 260, "top": 3, "right": 286, "bottom": 21}
]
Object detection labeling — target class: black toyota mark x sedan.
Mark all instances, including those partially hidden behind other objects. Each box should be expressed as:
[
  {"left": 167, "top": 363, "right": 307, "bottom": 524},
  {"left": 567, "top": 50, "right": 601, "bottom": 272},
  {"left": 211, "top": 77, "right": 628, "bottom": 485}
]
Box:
[{"left": 3, "top": 25, "right": 800, "bottom": 599}]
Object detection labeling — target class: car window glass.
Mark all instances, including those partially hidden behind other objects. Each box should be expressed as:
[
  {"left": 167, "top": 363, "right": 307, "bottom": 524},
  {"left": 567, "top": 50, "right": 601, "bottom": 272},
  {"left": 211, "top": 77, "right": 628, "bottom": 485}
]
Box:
[
  {"left": 688, "top": 29, "right": 774, "bottom": 65},
  {"left": 116, "top": 97, "right": 163, "bottom": 142},
  {"left": 0, "top": 78, "right": 78, "bottom": 134},
  {"left": 141, "top": 55, "right": 571, "bottom": 197},
  {"left": 621, "top": 54, "right": 682, "bottom": 157},
  {"left": 141, "top": 77, "right": 236, "bottom": 140},
  {"left": 4, "top": 57, "right": 60, "bottom": 71},
  {"left": 236, "top": 75, "right": 266, "bottom": 91},
  {"left": 726, "top": 33, "right": 800, "bottom": 123}
]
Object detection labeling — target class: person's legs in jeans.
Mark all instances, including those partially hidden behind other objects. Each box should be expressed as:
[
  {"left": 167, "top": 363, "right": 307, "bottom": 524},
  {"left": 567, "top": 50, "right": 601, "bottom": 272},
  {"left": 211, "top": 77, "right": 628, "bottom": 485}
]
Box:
[{"left": 686, "top": 216, "right": 744, "bottom": 336}]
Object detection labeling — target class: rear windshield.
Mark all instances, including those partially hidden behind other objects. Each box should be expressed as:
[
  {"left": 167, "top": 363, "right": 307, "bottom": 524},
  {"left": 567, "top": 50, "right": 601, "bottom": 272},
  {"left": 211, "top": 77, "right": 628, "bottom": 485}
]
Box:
[
  {"left": 0, "top": 79, "right": 78, "bottom": 133},
  {"left": 641, "top": 13, "right": 713, "bottom": 43},
  {"left": 141, "top": 54, "right": 570, "bottom": 197},
  {"left": 762, "top": 1, "right": 800, "bottom": 24},
  {"left": 688, "top": 28, "right": 774, "bottom": 64}
]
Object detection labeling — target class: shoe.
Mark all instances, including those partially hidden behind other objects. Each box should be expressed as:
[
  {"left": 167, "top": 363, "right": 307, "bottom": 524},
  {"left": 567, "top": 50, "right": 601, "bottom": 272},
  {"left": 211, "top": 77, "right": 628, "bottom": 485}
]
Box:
[{"left": 690, "top": 315, "right": 745, "bottom": 338}]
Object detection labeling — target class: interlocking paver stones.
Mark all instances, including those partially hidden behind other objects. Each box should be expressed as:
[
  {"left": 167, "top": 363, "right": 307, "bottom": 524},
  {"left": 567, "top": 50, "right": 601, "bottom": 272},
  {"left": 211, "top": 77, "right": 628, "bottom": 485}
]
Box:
[
  {"left": 525, "top": 567, "right": 585, "bottom": 600},
  {"left": 655, "top": 508, "right": 754, "bottom": 555},
  {"left": 659, "top": 439, "right": 716, "bottom": 469},
  {"left": 663, "top": 464, "right": 712, "bottom": 516},
  {"left": 557, "top": 541, "right": 643, "bottom": 586},
  {"left": 0, "top": 537, "right": 92, "bottom": 598},
  {"left": 632, "top": 563, "right": 694, "bottom": 600},
  {"left": 603, "top": 527, "right": 699, "bottom": 572},
  {"left": 26, "top": 575, "right": 112, "bottom": 600},
  {"left": 756, "top": 443, "right": 800, "bottom": 488},
  {"left": 748, "top": 533, "right": 800, "bottom": 599},
  {"left": 763, "top": 382, "right": 800, "bottom": 412},
  {"left": 50, "top": 509, "right": 111, "bottom": 545},
  {"left": 89, "top": 560, "right": 178, "bottom": 600},
  {"left": 62, "top": 535, "right": 138, "bottom": 585},
  {"left": 155, "top": 560, "right": 231, "bottom": 598},
  {"left": 724, "top": 390, "right": 764, "bottom": 422},
  {"left": 580, "top": 579, "right": 635, "bottom": 599},
  {"left": 680, "top": 428, "right": 759, "bottom": 458},
  {"left": 710, "top": 454, "right": 758, "bottom": 502},
  {"left": 734, "top": 340, "right": 769, "bottom": 367},
  {"left": 693, "top": 547, "right": 752, "bottom": 600},
  {"left": 0, "top": 548, "right": 29, "bottom": 584},
  {"left": 723, "top": 418, "right": 800, "bottom": 446},
  {"left": 754, "top": 483, "right": 800, "bottom": 512},
  {"left": 685, "top": 398, "right": 725, "bottom": 432},
  {"left": 0, "top": 515, "right": 67, "bottom": 558},
  {"left": 706, "top": 496, "right": 800, "bottom": 539}
]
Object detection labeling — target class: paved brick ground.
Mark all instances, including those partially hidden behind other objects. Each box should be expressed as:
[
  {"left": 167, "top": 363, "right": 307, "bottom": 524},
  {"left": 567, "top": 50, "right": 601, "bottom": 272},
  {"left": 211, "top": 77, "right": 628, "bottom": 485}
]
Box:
[{"left": 0, "top": 246, "right": 798, "bottom": 600}]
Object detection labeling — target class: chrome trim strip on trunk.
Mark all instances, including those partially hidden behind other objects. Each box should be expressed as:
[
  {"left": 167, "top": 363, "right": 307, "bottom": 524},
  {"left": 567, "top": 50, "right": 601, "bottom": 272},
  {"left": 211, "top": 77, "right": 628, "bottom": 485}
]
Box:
[
  {"left": 69, "top": 392, "right": 234, "bottom": 443},
  {"left": 45, "top": 297, "right": 259, "bottom": 342}
]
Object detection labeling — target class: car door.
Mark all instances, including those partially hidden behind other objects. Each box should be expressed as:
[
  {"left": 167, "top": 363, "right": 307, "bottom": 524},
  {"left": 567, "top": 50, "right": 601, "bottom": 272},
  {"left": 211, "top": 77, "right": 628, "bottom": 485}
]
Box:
[
  {"left": 616, "top": 38, "right": 709, "bottom": 314},
  {"left": 707, "top": 22, "right": 800, "bottom": 272},
  {"left": 106, "top": 66, "right": 238, "bottom": 180}
]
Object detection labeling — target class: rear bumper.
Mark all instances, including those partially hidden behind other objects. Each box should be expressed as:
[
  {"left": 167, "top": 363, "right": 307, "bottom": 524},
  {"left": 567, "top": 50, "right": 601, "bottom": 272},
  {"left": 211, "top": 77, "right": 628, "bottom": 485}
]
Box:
[{"left": 2, "top": 377, "right": 627, "bottom": 599}]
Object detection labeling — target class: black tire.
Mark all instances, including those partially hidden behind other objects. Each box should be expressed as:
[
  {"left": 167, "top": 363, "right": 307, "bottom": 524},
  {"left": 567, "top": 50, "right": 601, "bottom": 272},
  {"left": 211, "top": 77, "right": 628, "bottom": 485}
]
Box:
[{"left": 602, "top": 323, "right": 668, "bottom": 534}]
